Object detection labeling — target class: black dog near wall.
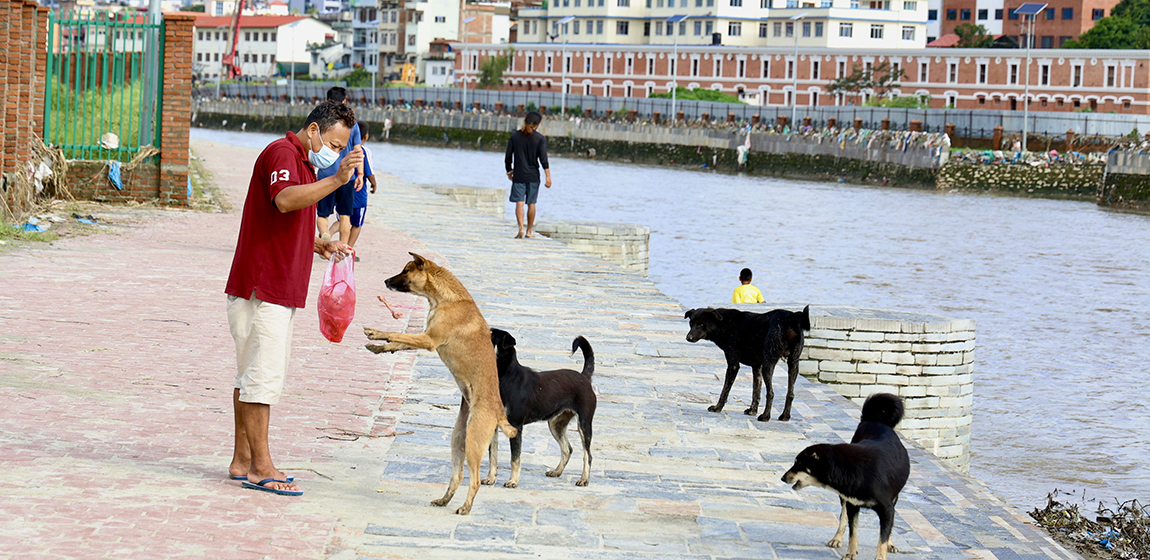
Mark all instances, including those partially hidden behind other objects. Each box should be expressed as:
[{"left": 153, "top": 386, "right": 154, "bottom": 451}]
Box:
[{"left": 684, "top": 305, "right": 811, "bottom": 421}]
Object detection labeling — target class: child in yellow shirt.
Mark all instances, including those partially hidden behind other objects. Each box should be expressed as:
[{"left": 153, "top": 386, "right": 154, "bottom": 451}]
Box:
[{"left": 732, "top": 268, "right": 765, "bottom": 303}]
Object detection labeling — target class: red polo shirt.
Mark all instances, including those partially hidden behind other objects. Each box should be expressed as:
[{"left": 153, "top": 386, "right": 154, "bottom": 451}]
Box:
[{"left": 225, "top": 131, "right": 318, "bottom": 309}]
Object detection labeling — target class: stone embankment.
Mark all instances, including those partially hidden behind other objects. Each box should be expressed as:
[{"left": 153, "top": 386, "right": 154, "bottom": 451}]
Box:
[{"left": 1101, "top": 151, "right": 1150, "bottom": 213}]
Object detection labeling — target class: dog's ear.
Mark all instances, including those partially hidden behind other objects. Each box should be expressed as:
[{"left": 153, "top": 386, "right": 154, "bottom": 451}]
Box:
[
  {"left": 684, "top": 309, "right": 695, "bottom": 320},
  {"left": 707, "top": 309, "right": 723, "bottom": 321},
  {"left": 408, "top": 252, "right": 429, "bottom": 269},
  {"left": 500, "top": 331, "right": 517, "bottom": 349}
]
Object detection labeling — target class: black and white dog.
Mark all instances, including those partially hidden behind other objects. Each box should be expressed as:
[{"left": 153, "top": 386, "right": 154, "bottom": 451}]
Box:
[
  {"left": 781, "top": 393, "right": 911, "bottom": 560},
  {"left": 485, "top": 328, "right": 597, "bottom": 488},
  {"left": 684, "top": 305, "right": 810, "bottom": 421}
]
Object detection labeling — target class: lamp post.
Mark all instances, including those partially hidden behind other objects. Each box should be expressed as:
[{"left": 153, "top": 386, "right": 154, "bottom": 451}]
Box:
[
  {"left": 288, "top": 21, "right": 300, "bottom": 103},
  {"left": 789, "top": 12, "right": 808, "bottom": 128},
  {"left": 552, "top": 16, "right": 575, "bottom": 116},
  {"left": 460, "top": 16, "right": 476, "bottom": 111},
  {"left": 666, "top": 15, "right": 689, "bottom": 123},
  {"left": 1015, "top": 2, "right": 1047, "bottom": 153}
]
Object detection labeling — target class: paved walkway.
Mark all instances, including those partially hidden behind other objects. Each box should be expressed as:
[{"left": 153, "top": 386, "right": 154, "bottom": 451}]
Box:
[{"left": 0, "top": 136, "right": 1079, "bottom": 560}]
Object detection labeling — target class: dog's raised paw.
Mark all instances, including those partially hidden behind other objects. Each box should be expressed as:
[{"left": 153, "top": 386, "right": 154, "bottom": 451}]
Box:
[
  {"left": 503, "top": 481, "right": 518, "bottom": 488},
  {"left": 365, "top": 343, "right": 393, "bottom": 354},
  {"left": 363, "top": 327, "right": 392, "bottom": 341},
  {"left": 545, "top": 469, "right": 563, "bottom": 477},
  {"left": 430, "top": 498, "right": 450, "bottom": 507}
]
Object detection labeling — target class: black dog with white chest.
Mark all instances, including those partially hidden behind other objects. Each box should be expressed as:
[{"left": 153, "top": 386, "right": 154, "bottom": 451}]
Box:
[
  {"left": 485, "top": 328, "right": 597, "bottom": 488},
  {"left": 781, "top": 393, "right": 911, "bottom": 560},
  {"left": 684, "top": 305, "right": 810, "bottom": 421}
]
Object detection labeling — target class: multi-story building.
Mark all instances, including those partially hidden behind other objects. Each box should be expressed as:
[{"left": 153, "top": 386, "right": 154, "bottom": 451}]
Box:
[
  {"left": 462, "top": 2, "right": 512, "bottom": 44},
  {"left": 352, "top": 2, "right": 382, "bottom": 72},
  {"left": 455, "top": 42, "right": 1150, "bottom": 113},
  {"left": 379, "top": 1, "right": 406, "bottom": 77},
  {"left": 928, "top": 0, "right": 1118, "bottom": 45},
  {"left": 193, "top": 15, "right": 334, "bottom": 81},
  {"left": 516, "top": 0, "right": 928, "bottom": 49}
]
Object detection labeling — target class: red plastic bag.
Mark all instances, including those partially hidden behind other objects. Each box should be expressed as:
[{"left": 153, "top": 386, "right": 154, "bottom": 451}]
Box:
[{"left": 318, "top": 252, "right": 356, "bottom": 343}]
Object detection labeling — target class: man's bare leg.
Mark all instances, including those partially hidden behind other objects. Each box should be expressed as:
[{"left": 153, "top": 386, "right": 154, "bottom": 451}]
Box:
[
  {"left": 229, "top": 388, "right": 252, "bottom": 478},
  {"left": 525, "top": 203, "right": 537, "bottom": 237},
  {"left": 347, "top": 225, "right": 363, "bottom": 248},
  {"left": 338, "top": 215, "right": 352, "bottom": 247},
  {"left": 514, "top": 201, "right": 526, "bottom": 238},
  {"left": 235, "top": 392, "right": 299, "bottom": 492},
  {"left": 317, "top": 215, "right": 330, "bottom": 238}
]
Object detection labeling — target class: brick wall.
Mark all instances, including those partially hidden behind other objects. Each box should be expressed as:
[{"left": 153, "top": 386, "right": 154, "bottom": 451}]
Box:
[
  {"left": 1, "top": 0, "right": 47, "bottom": 218},
  {"left": 158, "top": 13, "right": 196, "bottom": 205}
]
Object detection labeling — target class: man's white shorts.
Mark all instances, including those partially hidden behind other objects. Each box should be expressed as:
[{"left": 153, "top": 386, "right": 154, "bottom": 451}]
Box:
[{"left": 227, "top": 292, "right": 296, "bottom": 405}]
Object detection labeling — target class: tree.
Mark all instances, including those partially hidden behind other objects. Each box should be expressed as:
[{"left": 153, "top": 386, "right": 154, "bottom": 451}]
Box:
[
  {"left": 954, "top": 23, "right": 993, "bottom": 47},
  {"left": 825, "top": 61, "right": 903, "bottom": 104},
  {"left": 1062, "top": 16, "right": 1150, "bottom": 48},
  {"left": 477, "top": 49, "right": 513, "bottom": 89}
]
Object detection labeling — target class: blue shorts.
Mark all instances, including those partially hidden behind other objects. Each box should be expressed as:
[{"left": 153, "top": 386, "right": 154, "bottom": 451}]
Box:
[
  {"left": 317, "top": 192, "right": 337, "bottom": 217},
  {"left": 347, "top": 206, "right": 366, "bottom": 228},
  {"left": 510, "top": 182, "right": 540, "bottom": 204}
]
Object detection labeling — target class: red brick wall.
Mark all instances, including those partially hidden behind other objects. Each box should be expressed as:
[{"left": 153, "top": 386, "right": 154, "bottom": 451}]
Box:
[{"left": 158, "top": 13, "right": 195, "bottom": 205}]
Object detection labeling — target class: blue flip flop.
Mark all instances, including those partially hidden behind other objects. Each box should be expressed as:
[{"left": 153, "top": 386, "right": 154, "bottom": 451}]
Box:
[
  {"left": 230, "top": 474, "right": 294, "bottom": 483},
  {"left": 242, "top": 478, "right": 302, "bottom": 496}
]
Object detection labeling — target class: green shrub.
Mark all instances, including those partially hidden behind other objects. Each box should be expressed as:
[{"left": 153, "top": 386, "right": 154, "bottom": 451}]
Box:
[{"left": 649, "top": 87, "right": 744, "bottom": 104}]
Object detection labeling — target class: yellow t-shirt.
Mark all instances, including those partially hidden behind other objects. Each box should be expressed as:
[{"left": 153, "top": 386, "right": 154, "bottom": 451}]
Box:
[{"left": 732, "top": 284, "right": 765, "bottom": 303}]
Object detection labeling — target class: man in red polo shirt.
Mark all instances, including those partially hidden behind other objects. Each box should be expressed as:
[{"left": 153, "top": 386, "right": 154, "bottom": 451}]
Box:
[{"left": 224, "top": 101, "right": 363, "bottom": 496}]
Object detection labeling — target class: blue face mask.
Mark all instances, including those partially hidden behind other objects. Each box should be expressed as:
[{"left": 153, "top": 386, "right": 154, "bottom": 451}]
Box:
[{"left": 308, "top": 129, "right": 340, "bottom": 169}]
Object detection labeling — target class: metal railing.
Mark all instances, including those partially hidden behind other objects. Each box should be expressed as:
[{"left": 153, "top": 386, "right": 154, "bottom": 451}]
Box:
[
  {"left": 45, "top": 10, "right": 164, "bottom": 161},
  {"left": 194, "top": 83, "right": 1150, "bottom": 139}
]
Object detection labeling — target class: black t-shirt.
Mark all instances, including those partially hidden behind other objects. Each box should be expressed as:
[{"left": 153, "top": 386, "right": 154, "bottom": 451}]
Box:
[{"left": 505, "top": 130, "right": 549, "bottom": 183}]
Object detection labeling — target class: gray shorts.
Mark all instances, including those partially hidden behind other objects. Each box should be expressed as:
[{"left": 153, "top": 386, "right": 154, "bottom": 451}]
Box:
[{"left": 510, "top": 182, "right": 540, "bottom": 204}]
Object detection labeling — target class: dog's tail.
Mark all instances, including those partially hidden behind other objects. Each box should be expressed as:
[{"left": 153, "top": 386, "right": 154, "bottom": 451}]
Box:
[
  {"left": 571, "top": 336, "right": 594, "bottom": 378},
  {"left": 500, "top": 419, "right": 519, "bottom": 439},
  {"left": 860, "top": 393, "right": 905, "bottom": 428},
  {"left": 796, "top": 305, "right": 812, "bottom": 332}
]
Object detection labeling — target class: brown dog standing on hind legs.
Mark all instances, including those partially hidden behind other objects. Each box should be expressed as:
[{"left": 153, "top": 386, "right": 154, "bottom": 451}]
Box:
[{"left": 363, "top": 252, "right": 517, "bottom": 515}]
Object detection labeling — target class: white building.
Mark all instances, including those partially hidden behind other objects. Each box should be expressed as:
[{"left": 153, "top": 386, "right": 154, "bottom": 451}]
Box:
[
  {"left": 517, "top": 0, "right": 927, "bottom": 49},
  {"left": 193, "top": 15, "right": 335, "bottom": 81},
  {"left": 404, "top": 0, "right": 461, "bottom": 79},
  {"left": 352, "top": 3, "right": 382, "bottom": 73}
]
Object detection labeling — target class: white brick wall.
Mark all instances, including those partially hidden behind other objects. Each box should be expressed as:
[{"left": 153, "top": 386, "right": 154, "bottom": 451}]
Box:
[{"left": 754, "top": 304, "right": 975, "bottom": 472}]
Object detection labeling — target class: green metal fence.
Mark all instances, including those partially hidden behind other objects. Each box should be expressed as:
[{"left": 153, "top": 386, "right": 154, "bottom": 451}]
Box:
[{"left": 44, "top": 10, "right": 165, "bottom": 161}]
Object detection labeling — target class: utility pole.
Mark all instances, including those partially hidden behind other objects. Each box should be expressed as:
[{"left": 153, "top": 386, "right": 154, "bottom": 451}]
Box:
[
  {"left": 461, "top": 16, "right": 476, "bottom": 111},
  {"left": 667, "top": 15, "right": 688, "bottom": 123},
  {"left": 790, "top": 12, "right": 808, "bottom": 129},
  {"left": 1015, "top": 2, "right": 1047, "bottom": 153},
  {"left": 554, "top": 16, "right": 574, "bottom": 116}
]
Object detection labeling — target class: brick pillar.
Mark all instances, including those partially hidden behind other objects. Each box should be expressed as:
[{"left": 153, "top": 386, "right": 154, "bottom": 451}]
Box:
[
  {"left": 627, "top": 108, "right": 637, "bottom": 122},
  {"left": 158, "top": 14, "right": 195, "bottom": 206},
  {"left": 517, "top": 103, "right": 525, "bottom": 114},
  {"left": 910, "top": 119, "right": 923, "bottom": 133},
  {"left": 802, "top": 116, "right": 812, "bottom": 128},
  {"left": 992, "top": 125, "right": 1003, "bottom": 150},
  {"left": 1065, "top": 129, "right": 1075, "bottom": 152},
  {"left": 853, "top": 117, "right": 862, "bottom": 131},
  {"left": 16, "top": 1, "right": 34, "bottom": 177},
  {"left": 494, "top": 101, "right": 504, "bottom": 114},
  {"left": 726, "top": 112, "right": 735, "bottom": 123},
  {"left": 701, "top": 112, "right": 710, "bottom": 123},
  {"left": 652, "top": 111, "right": 661, "bottom": 124},
  {"left": 881, "top": 117, "right": 890, "bottom": 131},
  {"left": 452, "top": 100, "right": 460, "bottom": 110},
  {"left": 827, "top": 117, "right": 837, "bottom": 129},
  {"left": 434, "top": 99, "right": 442, "bottom": 109},
  {"left": 473, "top": 101, "right": 480, "bottom": 111},
  {"left": 33, "top": 6, "right": 48, "bottom": 139},
  {"left": 415, "top": 98, "right": 424, "bottom": 108},
  {"left": 751, "top": 114, "right": 760, "bottom": 125},
  {"left": 0, "top": 0, "right": 10, "bottom": 180},
  {"left": 776, "top": 114, "right": 788, "bottom": 128},
  {"left": 944, "top": 122, "right": 956, "bottom": 138},
  {"left": 676, "top": 111, "right": 684, "bottom": 121},
  {"left": 584, "top": 107, "right": 593, "bottom": 118}
]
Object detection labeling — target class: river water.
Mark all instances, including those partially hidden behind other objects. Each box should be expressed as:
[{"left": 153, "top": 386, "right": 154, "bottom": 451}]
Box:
[{"left": 193, "top": 128, "right": 1150, "bottom": 511}]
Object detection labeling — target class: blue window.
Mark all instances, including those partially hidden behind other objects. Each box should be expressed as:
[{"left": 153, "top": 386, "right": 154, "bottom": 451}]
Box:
[
  {"left": 946, "top": 8, "right": 956, "bottom": 19},
  {"left": 995, "top": 8, "right": 1003, "bottom": 19},
  {"left": 1044, "top": 7, "right": 1054, "bottom": 19},
  {"left": 1092, "top": 8, "right": 1104, "bottom": 19},
  {"left": 1008, "top": 8, "right": 1018, "bottom": 19},
  {"left": 927, "top": 8, "right": 937, "bottom": 19},
  {"left": 1062, "top": 7, "right": 1073, "bottom": 19}
]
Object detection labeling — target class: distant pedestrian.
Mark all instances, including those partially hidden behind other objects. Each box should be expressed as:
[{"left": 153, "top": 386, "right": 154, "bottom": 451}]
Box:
[
  {"left": 505, "top": 111, "right": 551, "bottom": 239},
  {"left": 316, "top": 87, "right": 366, "bottom": 242},
  {"left": 224, "top": 100, "right": 363, "bottom": 496},
  {"left": 384, "top": 117, "right": 392, "bottom": 140},
  {"left": 732, "top": 268, "right": 765, "bottom": 304},
  {"left": 341, "top": 122, "right": 376, "bottom": 251}
]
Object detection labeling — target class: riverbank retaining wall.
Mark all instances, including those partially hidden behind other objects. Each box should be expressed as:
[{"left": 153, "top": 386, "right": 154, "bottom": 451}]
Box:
[
  {"left": 936, "top": 162, "right": 1104, "bottom": 199},
  {"left": 1100, "top": 152, "right": 1150, "bottom": 213},
  {"left": 192, "top": 100, "right": 944, "bottom": 187},
  {"left": 534, "top": 221, "right": 651, "bottom": 275},
  {"left": 427, "top": 185, "right": 505, "bottom": 217},
  {"left": 730, "top": 303, "right": 975, "bottom": 471}
]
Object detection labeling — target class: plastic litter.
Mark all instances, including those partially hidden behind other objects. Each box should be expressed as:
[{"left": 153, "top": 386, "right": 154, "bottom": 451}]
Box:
[
  {"left": 108, "top": 161, "right": 123, "bottom": 191},
  {"left": 318, "top": 252, "right": 356, "bottom": 343}
]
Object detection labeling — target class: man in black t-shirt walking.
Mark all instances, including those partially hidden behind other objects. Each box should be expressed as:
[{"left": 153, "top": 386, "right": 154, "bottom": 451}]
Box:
[{"left": 504, "top": 111, "right": 552, "bottom": 238}]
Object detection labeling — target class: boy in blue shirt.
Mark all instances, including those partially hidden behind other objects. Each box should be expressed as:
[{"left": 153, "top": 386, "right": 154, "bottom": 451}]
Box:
[
  {"left": 341, "top": 122, "right": 375, "bottom": 250},
  {"left": 316, "top": 87, "right": 366, "bottom": 241}
]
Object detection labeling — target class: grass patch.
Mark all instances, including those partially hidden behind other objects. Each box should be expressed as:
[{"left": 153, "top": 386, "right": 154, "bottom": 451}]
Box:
[
  {"left": 0, "top": 227, "right": 61, "bottom": 244},
  {"left": 649, "top": 87, "right": 745, "bottom": 104},
  {"left": 46, "top": 76, "right": 147, "bottom": 162}
]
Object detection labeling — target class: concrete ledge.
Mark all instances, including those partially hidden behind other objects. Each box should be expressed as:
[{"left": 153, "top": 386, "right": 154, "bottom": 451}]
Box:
[
  {"left": 425, "top": 185, "right": 505, "bottom": 218},
  {"left": 719, "top": 303, "right": 975, "bottom": 472},
  {"left": 535, "top": 220, "right": 650, "bottom": 275}
]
